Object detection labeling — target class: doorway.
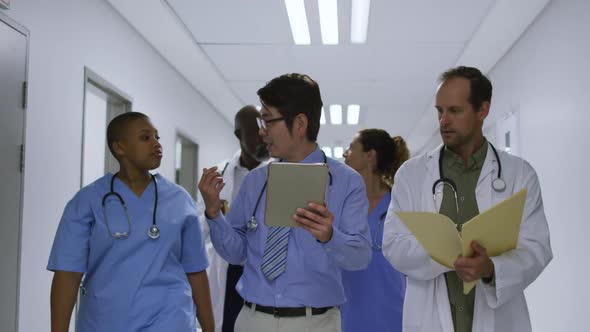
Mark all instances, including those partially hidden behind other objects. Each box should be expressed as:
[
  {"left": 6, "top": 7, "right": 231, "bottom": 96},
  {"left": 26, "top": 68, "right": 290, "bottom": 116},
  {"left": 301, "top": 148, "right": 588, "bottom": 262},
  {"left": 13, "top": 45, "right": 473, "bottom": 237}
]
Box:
[
  {"left": 0, "top": 12, "right": 28, "bottom": 332},
  {"left": 81, "top": 68, "right": 132, "bottom": 187},
  {"left": 175, "top": 134, "right": 199, "bottom": 199}
]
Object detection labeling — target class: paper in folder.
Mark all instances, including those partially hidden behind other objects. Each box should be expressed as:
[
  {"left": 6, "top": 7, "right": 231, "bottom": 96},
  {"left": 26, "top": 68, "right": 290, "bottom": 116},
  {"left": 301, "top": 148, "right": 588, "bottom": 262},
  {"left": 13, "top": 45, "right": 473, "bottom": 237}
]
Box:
[{"left": 396, "top": 189, "right": 527, "bottom": 294}]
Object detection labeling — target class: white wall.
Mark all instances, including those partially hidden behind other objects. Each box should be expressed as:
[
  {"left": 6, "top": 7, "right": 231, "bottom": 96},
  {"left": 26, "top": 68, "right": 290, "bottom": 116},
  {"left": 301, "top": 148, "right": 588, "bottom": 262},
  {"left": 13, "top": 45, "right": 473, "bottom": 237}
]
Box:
[
  {"left": 488, "top": 0, "right": 589, "bottom": 330},
  {"left": 3, "top": 0, "right": 237, "bottom": 331}
]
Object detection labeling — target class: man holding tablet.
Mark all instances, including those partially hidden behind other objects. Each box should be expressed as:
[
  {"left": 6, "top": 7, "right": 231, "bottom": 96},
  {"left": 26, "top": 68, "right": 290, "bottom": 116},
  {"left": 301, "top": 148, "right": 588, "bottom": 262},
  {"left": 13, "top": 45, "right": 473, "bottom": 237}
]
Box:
[{"left": 198, "top": 73, "right": 371, "bottom": 332}]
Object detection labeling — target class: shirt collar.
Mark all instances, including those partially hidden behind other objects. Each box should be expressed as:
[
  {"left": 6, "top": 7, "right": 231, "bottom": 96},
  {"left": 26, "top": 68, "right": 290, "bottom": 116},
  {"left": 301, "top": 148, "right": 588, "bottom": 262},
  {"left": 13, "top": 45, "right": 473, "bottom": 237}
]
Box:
[
  {"left": 298, "top": 145, "right": 325, "bottom": 164},
  {"left": 443, "top": 140, "right": 488, "bottom": 171}
]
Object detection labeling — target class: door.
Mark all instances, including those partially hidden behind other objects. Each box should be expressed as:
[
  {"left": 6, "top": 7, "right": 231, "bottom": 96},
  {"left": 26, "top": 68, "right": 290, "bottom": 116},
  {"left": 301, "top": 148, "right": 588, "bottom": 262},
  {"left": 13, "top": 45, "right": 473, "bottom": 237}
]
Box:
[
  {"left": 175, "top": 135, "right": 199, "bottom": 199},
  {"left": 0, "top": 14, "right": 27, "bottom": 332}
]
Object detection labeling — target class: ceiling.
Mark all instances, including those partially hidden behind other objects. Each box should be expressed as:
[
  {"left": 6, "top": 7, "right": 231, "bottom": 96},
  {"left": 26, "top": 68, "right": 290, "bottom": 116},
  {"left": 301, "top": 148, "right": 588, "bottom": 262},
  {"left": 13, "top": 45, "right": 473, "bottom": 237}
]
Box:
[{"left": 107, "top": 0, "right": 550, "bottom": 155}]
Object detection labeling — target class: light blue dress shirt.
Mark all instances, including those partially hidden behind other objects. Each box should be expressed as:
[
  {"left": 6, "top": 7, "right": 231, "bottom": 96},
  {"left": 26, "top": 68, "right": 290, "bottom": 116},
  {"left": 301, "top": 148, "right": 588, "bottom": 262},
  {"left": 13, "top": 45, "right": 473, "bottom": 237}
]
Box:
[
  {"left": 207, "top": 147, "right": 371, "bottom": 308},
  {"left": 340, "top": 192, "right": 405, "bottom": 332},
  {"left": 48, "top": 173, "right": 208, "bottom": 332}
]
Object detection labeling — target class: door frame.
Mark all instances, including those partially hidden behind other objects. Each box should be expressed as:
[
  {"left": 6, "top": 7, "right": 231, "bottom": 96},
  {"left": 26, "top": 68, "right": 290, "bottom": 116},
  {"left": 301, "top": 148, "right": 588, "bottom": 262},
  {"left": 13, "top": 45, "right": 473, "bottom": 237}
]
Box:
[
  {"left": 175, "top": 130, "right": 200, "bottom": 199},
  {"left": 80, "top": 67, "right": 133, "bottom": 188},
  {"left": 0, "top": 10, "right": 29, "bottom": 332}
]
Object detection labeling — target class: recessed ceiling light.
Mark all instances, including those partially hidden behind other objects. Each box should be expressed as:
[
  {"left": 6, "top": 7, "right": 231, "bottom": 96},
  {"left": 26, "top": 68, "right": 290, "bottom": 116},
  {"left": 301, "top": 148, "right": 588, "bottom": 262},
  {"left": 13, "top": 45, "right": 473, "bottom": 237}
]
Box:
[
  {"left": 318, "top": 0, "right": 339, "bottom": 45},
  {"left": 351, "top": 0, "right": 371, "bottom": 44},
  {"left": 347, "top": 105, "right": 360, "bottom": 125},
  {"left": 285, "top": 0, "right": 311, "bottom": 45},
  {"left": 329, "top": 104, "right": 342, "bottom": 125}
]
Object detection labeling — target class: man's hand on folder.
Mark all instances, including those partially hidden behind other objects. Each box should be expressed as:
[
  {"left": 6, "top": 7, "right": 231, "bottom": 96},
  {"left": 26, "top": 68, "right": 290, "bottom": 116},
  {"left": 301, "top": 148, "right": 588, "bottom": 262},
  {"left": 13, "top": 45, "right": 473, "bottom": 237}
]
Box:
[
  {"left": 292, "top": 202, "right": 334, "bottom": 243},
  {"left": 454, "top": 241, "right": 495, "bottom": 283}
]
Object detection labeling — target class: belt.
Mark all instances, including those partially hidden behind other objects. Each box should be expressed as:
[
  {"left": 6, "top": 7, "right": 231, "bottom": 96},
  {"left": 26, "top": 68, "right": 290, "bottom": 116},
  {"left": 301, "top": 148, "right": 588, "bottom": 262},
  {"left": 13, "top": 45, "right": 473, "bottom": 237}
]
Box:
[{"left": 244, "top": 301, "right": 332, "bottom": 317}]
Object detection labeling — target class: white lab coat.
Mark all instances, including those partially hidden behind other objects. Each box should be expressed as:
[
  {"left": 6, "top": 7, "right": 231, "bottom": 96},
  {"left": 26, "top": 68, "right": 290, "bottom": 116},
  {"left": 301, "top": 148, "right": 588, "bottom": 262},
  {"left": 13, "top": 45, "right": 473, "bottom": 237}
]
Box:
[
  {"left": 382, "top": 143, "right": 552, "bottom": 332},
  {"left": 197, "top": 150, "right": 269, "bottom": 331}
]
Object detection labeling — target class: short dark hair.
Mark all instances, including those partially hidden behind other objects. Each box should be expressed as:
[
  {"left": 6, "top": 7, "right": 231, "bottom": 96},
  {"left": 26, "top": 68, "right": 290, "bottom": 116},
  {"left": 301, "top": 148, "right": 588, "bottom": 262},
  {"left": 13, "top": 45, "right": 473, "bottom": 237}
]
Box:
[
  {"left": 257, "top": 73, "right": 323, "bottom": 142},
  {"left": 439, "top": 66, "right": 493, "bottom": 111},
  {"left": 358, "top": 129, "right": 410, "bottom": 187},
  {"left": 234, "top": 105, "right": 259, "bottom": 135},
  {"left": 106, "top": 112, "right": 149, "bottom": 158}
]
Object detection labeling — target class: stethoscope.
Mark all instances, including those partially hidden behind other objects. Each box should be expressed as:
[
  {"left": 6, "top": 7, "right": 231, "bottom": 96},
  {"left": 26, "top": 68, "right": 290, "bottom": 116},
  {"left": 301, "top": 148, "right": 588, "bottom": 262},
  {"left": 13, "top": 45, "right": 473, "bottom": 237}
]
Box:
[
  {"left": 101, "top": 173, "right": 161, "bottom": 240},
  {"left": 432, "top": 143, "right": 506, "bottom": 224},
  {"left": 246, "top": 152, "right": 333, "bottom": 231}
]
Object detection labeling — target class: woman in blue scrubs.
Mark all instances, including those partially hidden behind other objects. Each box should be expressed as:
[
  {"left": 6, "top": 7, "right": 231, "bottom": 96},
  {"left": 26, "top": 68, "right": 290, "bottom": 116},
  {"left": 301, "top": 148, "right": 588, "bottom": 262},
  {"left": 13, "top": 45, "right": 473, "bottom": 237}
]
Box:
[
  {"left": 341, "top": 129, "right": 409, "bottom": 332},
  {"left": 48, "top": 112, "right": 214, "bottom": 332}
]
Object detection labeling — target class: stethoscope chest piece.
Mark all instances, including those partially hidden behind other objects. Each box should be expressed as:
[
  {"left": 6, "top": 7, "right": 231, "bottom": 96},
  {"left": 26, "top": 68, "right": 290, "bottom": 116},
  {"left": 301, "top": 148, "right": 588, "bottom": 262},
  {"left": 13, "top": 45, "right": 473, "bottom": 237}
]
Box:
[
  {"left": 247, "top": 216, "right": 258, "bottom": 231},
  {"left": 148, "top": 225, "right": 160, "bottom": 239},
  {"left": 492, "top": 177, "right": 506, "bottom": 192}
]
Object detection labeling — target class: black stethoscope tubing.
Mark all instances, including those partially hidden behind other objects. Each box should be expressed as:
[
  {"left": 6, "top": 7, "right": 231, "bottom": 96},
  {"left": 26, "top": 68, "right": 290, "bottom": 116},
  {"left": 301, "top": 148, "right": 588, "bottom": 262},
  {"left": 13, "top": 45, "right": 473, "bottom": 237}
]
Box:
[
  {"left": 431, "top": 142, "right": 506, "bottom": 230},
  {"left": 102, "top": 173, "right": 160, "bottom": 239},
  {"left": 372, "top": 210, "right": 388, "bottom": 250},
  {"left": 432, "top": 142, "right": 505, "bottom": 196}
]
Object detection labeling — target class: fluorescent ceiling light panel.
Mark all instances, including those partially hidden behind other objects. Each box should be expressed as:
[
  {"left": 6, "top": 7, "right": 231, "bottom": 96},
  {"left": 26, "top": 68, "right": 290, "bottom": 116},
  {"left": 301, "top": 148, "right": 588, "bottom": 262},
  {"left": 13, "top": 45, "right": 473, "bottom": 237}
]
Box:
[
  {"left": 285, "top": 0, "right": 311, "bottom": 45},
  {"left": 351, "top": 0, "right": 370, "bottom": 44},
  {"left": 318, "top": 0, "right": 339, "bottom": 45},
  {"left": 320, "top": 107, "right": 326, "bottom": 124},
  {"left": 347, "top": 105, "right": 360, "bottom": 125},
  {"left": 333, "top": 146, "right": 344, "bottom": 159},
  {"left": 321, "top": 146, "right": 333, "bottom": 158},
  {"left": 329, "top": 104, "right": 342, "bottom": 125}
]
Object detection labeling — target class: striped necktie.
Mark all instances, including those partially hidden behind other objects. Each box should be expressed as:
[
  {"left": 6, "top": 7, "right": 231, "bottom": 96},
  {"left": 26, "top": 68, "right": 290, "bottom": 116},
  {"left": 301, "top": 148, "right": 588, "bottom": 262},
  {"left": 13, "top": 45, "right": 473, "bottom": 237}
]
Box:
[{"left": 260, "top": 226, "right": 290, "bottom": 280}]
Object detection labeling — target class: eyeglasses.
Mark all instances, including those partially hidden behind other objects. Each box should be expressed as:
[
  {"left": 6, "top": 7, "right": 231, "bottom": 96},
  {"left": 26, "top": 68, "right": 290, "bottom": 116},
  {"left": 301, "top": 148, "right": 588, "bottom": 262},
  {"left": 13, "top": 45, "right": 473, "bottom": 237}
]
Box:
[{"left": 256, "top": 116, "right": 285, "bottom": 130}]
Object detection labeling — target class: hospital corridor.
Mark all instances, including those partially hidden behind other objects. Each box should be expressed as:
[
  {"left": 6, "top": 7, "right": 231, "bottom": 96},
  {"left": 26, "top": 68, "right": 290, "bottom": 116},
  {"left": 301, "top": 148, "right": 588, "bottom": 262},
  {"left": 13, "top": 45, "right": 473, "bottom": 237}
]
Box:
[{"left": 1, "top": 0, "right": 588, "bottom": 331}]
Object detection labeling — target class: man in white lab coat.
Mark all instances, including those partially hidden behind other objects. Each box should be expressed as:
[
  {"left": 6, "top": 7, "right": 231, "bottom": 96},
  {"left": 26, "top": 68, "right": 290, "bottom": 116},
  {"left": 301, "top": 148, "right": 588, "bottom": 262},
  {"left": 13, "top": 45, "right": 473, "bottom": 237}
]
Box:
[
  {"left": 382, "top": 66, "right": 552, "bottom": 332},
  {"left": 197, "top": 105, "right": 270, "bottom": 332}
]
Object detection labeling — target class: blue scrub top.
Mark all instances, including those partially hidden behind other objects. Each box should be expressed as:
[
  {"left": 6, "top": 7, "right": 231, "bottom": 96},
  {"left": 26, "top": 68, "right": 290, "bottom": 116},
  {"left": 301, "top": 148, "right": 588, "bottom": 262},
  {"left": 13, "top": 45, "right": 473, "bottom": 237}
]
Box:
[
  {"left": 47, "top": 173, "right": 208, "bottom": 332},
  {"left": 340, "top": 192, "right": 405, "bottom": 332}
]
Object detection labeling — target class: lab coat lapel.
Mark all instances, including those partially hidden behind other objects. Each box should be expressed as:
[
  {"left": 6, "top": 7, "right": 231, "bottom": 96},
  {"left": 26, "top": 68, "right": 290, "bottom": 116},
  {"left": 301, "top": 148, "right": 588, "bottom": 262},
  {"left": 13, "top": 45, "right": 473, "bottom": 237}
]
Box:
[
  {"left": 473, "top": 144, "right": 497, "bottom": 332},
  {"left": 476, "top": 143, "right": 496, "bottom": 212},
  {"left": 426, "top": 146, "right": 456, "bottom": 332},
  {"left": 219, "top": 151, "right": 240, "bottom": 202},
  {"left": 425, "top": 145, "right": 444, "bottom": 213}
]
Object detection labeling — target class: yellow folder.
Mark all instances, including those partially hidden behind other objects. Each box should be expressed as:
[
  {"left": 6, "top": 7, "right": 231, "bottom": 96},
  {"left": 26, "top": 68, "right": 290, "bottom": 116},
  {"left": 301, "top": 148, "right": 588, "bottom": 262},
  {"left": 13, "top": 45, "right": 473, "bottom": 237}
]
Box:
[{"left": 396, "top": 189, "right": 527, "bottom": 294}]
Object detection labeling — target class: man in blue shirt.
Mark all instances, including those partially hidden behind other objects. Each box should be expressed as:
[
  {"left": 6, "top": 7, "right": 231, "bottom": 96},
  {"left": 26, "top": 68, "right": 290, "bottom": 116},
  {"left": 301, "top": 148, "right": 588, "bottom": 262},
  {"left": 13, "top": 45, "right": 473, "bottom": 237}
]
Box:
[{"left": 199, "top": 73, "right": 371, "bottom": 332}]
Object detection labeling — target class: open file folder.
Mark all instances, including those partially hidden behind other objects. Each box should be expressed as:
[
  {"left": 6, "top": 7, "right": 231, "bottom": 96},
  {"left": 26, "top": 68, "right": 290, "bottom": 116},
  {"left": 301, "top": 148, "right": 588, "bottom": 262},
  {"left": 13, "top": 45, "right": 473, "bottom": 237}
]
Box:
[{"left": 396, "top": 189, "right": 527, "bottom": 294}]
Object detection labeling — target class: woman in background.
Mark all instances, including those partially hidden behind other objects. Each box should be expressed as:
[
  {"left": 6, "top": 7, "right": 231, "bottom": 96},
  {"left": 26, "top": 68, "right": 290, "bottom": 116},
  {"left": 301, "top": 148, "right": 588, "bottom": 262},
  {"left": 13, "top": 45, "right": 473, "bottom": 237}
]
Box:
[{"left": 341, "top": 129, "right": 409, "bottom": 332}]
